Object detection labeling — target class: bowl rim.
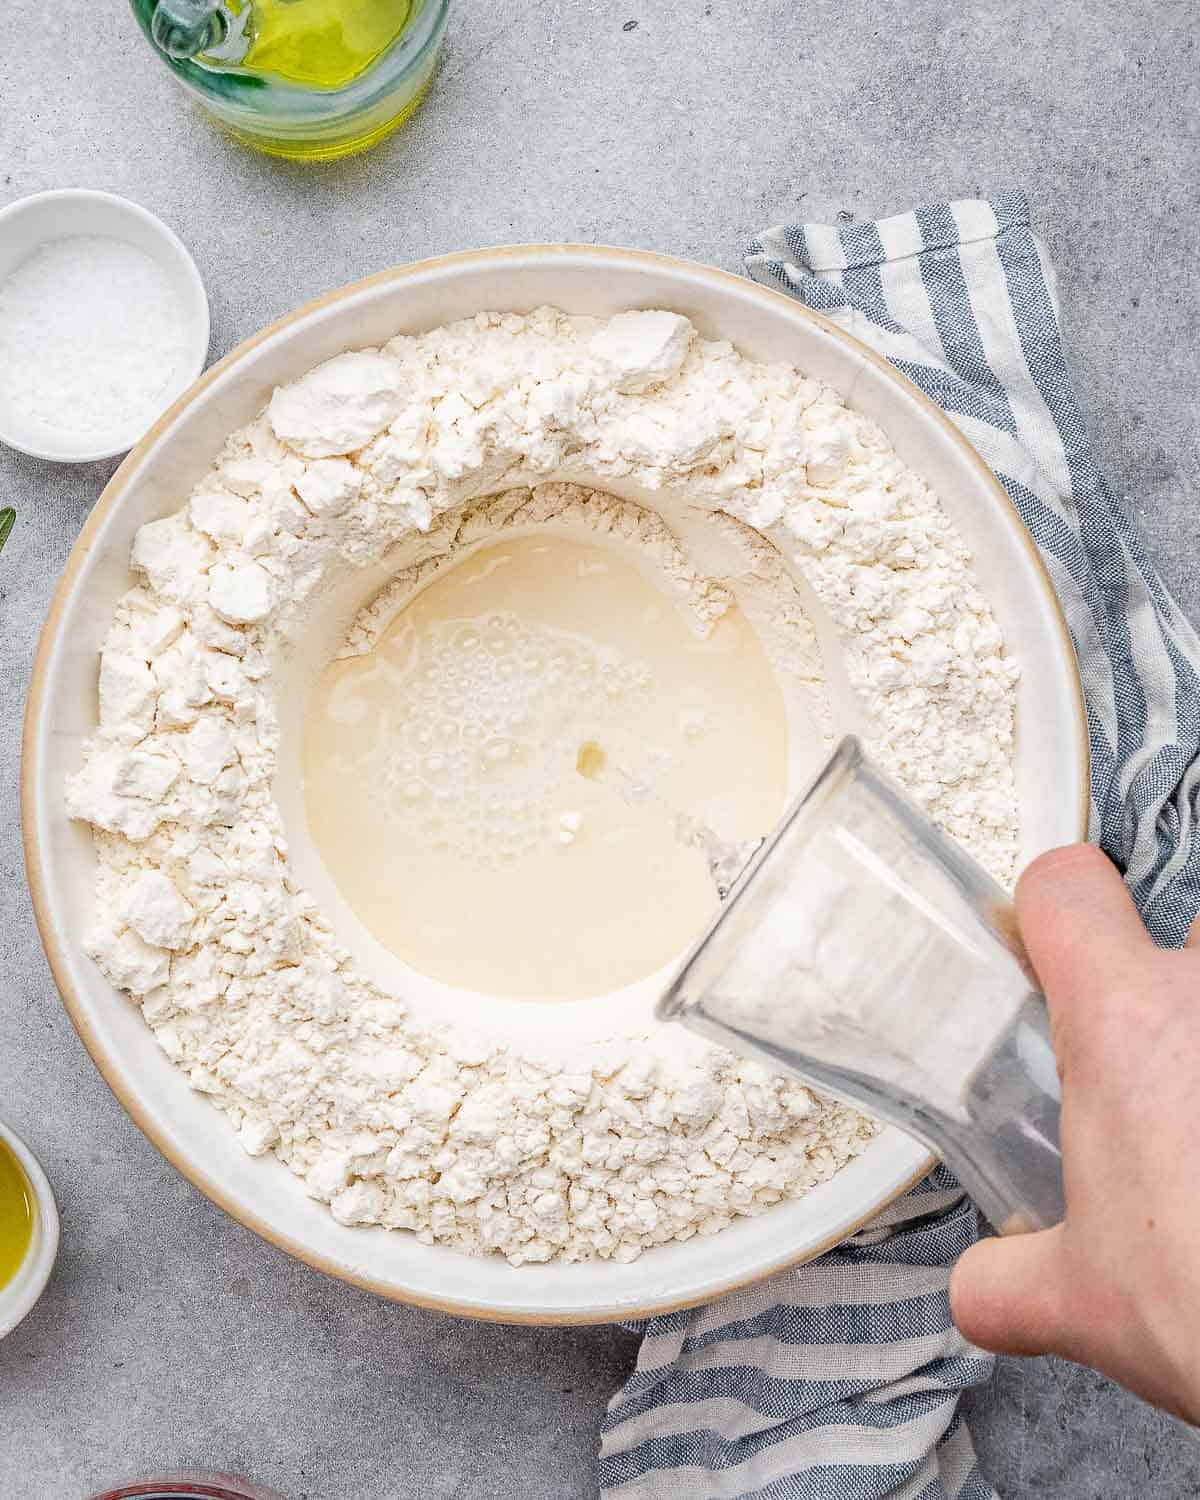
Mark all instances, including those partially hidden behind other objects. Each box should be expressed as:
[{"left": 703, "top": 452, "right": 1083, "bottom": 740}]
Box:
[
  {"left": 0, "top": 188, "right": 211, "bottom": 464},
  {"left": 21, "top": 244, "right": 1089, "bottom": 1322}
]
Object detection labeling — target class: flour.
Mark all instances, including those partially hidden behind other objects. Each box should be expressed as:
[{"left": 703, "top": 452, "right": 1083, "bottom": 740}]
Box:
[
  {"left": 0, "top": 236, "right": 189, "bottom": 440},
  {"left": 66, "top": 307, "right": 1019, "bottom": 1264}
]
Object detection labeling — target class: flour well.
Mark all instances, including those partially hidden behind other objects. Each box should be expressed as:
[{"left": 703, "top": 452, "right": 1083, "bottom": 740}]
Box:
[
  {"left": 305, "top": 527, "right": 789, "bottom": 999},
  {"left": 66, "top": 307, "right": 1019, "bottom": 1265}
]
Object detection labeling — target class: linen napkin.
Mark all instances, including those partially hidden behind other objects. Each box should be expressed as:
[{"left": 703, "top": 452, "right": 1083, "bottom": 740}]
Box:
[{"left": 599, "top": 191, "right": 1200, "bottom": 1499}]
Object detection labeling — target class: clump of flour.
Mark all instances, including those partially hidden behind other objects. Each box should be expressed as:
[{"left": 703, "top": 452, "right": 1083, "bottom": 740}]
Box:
[{"left": 66, "top": 307, "right": 1018, "bottom": 1264}]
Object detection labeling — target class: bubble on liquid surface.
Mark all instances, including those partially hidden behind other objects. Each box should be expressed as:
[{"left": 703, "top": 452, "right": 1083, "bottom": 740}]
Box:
[{"left": 354, "top": 611, "right": 652, "bottom": 867}]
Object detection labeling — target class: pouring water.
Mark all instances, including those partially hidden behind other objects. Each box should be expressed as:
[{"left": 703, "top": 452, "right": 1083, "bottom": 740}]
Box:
[{"left": 575, "top": 740, "right": 762, "bottom": 899}]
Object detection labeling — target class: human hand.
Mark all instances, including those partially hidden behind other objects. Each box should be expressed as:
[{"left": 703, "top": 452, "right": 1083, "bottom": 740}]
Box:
[{"left": 950, "top": 844, "right": 1200, "bottom": 1424}]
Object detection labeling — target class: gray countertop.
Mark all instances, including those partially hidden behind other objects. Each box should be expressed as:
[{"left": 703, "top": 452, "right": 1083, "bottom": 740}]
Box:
[{"left": 2, "top": 2, "right": 1198, "bottom": 1495}]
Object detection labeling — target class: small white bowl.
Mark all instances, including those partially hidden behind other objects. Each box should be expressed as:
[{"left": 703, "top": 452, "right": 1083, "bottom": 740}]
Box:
[
  {"left": 0, "top": 190, "right": 210, "bottom": 464},
  {"left": 0, "top": 1120, "right": 59, "bottom": 1339}
]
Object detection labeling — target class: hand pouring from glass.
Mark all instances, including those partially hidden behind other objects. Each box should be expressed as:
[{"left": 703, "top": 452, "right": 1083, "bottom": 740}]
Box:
[{"left": 657, "top": 736, "right": 1066, "bottom": 1235}]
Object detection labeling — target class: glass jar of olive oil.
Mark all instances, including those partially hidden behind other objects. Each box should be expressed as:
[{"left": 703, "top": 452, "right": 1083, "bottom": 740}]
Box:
[{"left": 129, "top": 0, "right": 449, "bottom": 160}]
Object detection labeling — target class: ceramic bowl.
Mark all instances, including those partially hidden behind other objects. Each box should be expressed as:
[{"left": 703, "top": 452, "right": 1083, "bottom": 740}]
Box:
[
  {"left": 23, "top": 246, "right": 1088, "bottom": 1323},
  {"left": 0, "top": 1120, "right": 60, "bottom": 1339},
  {"left": 0, "top": 190, "right": 209, "bottom": 463}
]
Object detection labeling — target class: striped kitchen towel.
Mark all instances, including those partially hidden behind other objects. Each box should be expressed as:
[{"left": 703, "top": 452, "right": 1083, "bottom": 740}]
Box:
[{"left": 599, "top": 192, "right": 1200, "bottom": 1498}]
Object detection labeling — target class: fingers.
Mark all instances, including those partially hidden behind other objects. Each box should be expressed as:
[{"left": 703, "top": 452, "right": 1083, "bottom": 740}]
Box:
[
  {"left": 1015, "top": 845, "right": 1150, "bottom": 1024},
  {"left": 950, "top": 1229, "right": 1072, "bottom": 1358}
]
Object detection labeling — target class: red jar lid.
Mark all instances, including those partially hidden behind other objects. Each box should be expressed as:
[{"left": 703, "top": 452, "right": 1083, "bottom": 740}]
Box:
[{"left": 89, "top": 1475, "right": 283, "bottom": 1500}]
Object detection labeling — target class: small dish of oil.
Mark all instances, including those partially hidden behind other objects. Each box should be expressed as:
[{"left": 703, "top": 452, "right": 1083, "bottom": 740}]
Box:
[
  {"left": 0, "top": 1137, "right": 33, "bottom": 1289},
  {"left": 0, "top": 1121, "right": 59, "bottom": 1339}
]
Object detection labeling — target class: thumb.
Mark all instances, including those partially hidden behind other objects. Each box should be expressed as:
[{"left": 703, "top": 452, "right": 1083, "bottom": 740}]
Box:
[{"left": 950, "top": 1228, "right": 1073, "bottom": 1357}]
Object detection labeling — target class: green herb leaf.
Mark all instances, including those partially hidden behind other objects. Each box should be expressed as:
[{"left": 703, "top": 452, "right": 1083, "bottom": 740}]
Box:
[{"left": 0, "top": 508, "right": 13, "bottom": 556}]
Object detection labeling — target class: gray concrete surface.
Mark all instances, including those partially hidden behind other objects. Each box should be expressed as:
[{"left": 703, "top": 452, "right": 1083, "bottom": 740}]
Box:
[{"left": 1, "top": 1, "right": 1198, "bottom": 1495}]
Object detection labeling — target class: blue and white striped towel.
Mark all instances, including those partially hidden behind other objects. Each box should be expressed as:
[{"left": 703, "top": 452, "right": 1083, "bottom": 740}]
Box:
[{"left": 599, "top": 192, "right": 1200, "bottom": 1499}]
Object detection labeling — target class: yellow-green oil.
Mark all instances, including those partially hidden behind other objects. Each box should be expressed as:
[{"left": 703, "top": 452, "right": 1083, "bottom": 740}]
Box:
[
  {"left": 0, "top": 1138, "right": 34, "bottom": 1290},
  {"left": 195, "top": 0, "right": 434, "bottom": 160},
  {"left": 229, "top": 0, "right": 414, "bottom": 89}
]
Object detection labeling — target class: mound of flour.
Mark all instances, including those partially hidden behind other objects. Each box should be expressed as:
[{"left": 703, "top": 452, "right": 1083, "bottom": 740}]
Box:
[{"left": 66, "top": 307, "right": 1018, "bottom": 1264}]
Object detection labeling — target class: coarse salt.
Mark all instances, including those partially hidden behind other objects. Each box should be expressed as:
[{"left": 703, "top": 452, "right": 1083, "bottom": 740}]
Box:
[{"left": 0, "top": 235, "right": 189, "bottom": 442}]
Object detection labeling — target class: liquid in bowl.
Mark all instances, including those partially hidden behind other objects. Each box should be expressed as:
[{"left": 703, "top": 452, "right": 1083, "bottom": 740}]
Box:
[{"left": 305, "top": 530, "right": 791, "bottom": 999}]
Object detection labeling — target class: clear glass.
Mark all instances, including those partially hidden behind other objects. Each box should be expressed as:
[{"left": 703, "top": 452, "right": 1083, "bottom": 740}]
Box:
[
  {"left": 128, "top": 0, "right": 449, "bottom": 160},
  {"left": 658, "top": 736, "right": 1065, "bottom": 1234}
]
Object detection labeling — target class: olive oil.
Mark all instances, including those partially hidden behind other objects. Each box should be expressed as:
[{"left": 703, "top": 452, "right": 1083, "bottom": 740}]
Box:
[
  {"left": 0, "top": 1137, "right": 34, "bottom": 1289},
  {"left": 138, "top": 0, "right": 445, "bottom": 161},
  {"left": 231, "top": 0, "right": 415, "bottom": 90}
]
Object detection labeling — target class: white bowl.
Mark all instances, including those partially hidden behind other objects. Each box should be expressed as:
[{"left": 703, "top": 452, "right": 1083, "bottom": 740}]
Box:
[
  {"left": 0, "top": 190, "right": 210, "bottom": 464},
  {"left": 0, "top": 1120, "right": 60, "bottom": 1339},
  {"left": 22, "top": 247, "right": 1088, "bottom": 1323}
]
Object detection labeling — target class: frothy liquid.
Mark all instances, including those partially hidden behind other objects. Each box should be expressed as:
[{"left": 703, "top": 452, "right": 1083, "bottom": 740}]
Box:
[{"left": 304, "top": 532, "right": 789, "bottom": 998}]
